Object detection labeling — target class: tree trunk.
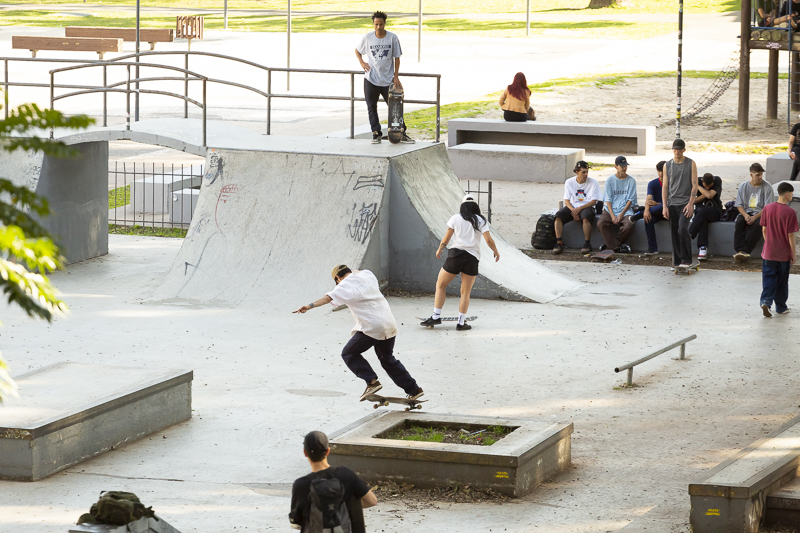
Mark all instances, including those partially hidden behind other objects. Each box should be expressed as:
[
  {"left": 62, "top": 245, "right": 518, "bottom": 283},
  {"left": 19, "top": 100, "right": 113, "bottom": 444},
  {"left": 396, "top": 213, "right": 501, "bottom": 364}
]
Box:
[{"left": 588, "top": 0, "right": 634, "bottom": 7}]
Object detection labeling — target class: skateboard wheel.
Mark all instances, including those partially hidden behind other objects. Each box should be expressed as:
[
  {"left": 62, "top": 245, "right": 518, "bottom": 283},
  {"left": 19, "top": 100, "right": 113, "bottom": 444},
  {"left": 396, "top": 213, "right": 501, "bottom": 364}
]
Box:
[
  {"left": 404, "top": 407, "right": 411, "bottom": 412},
  {"left": 373, "top": 404, "right": 379, "bottom": 409},
  {"left": 382, "top": 401, "right": 389, "bottom": 407}
]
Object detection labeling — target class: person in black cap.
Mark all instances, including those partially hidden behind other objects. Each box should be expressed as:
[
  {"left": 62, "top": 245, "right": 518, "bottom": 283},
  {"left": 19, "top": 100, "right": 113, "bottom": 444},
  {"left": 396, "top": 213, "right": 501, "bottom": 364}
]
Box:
[
  {"left": 662, "top": 138, "right": 698, "bottom": 268},
  {"left": 553, "top": 161, "right": 601, "bottom": 254},
  {"left": 293, "top": 265, "right": 424, "bottom": 401},
  {"left": 290, "top": 430, "right": 377, "bottom": 531},
  {"left": 597, "top": 155, "right": 637, "bottom": 253}
]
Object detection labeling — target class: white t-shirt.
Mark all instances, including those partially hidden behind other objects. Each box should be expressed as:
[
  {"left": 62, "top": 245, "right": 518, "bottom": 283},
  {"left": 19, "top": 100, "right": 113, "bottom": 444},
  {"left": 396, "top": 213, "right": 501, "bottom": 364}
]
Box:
[
  {"left": 447, "top": 214, "right": 489, "bottom": 260},
  {"left": 326, "top": 270, "right": 398, "bottom": 340},
  {"left": 357, "top": 31, "right": 402, "bottom": 87},
  {"left": 563, "top": 176, "right": 601, "bottom": 208}
]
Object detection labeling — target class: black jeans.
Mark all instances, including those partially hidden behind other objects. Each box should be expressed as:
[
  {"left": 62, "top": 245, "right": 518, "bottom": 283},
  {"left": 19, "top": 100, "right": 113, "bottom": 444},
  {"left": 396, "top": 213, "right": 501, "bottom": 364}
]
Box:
[
  {"left": 734, "top": 214, "right": 764, "bottom": 253},
  {"left": 761, "top": 260, "right": 791, "bottom": 313},
  {"left": 642, "top": 205, "right": 665, "bottom": 252},
  {"left": 503, "top": 110, "right": 528, "bottom": 122},
  {"left": 668, "top": 204, "right": 692, "bottom": 266},
  {"left": 689, "top": 205, "right": 721, "bottom": 248},
  {"left": 791, "top": 148, "right": 800, "bottom": 181},
  {"left": 341, "top": 332, "right": 419, "bottom": 395},
  {"left": 364, "top": 79, "right": 405, "bottom": 136}
]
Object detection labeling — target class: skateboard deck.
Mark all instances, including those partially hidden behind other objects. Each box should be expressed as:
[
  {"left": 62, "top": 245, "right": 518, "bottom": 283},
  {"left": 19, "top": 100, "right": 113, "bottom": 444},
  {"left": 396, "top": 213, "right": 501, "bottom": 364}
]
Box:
[
  {"left": 590, "top": 249, "right": 615, "bottom": 263},
  {"left": 364, "top": 394, "right": 427, "bottom": 411},
  {"left": 387, "top": 85, "right": 404, "bottom": 144},
  {"left": 416, "top": 316, "right": 478, "bottom": 328},
  {"left": 672, "top": 261, "right": 700, "bottom": 275}
]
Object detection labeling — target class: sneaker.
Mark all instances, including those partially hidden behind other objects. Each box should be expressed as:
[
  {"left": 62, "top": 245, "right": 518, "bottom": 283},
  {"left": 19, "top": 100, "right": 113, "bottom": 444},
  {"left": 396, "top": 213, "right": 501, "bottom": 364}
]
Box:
[
  {"left": 456, "top": 323, "right": 472, "bottom": 331},
  {"left": 581, "top": 242, "right": 592, "bottom": 254},
  {"left": 372, "top": 132, "right": 381, "bottom": 144},
  {"left": 644, "top": 249, "right": 658, "bottom": 256},
  {"left": 678, "top": 263, "right": 691, "bottom": 268},
  {"left": 761, "top": 304, "right": 773, "bottom": 318},
  {"left": 734, "top": 251, "right": 749, "bottom": 262},
  {"left": 360, "top": 380, "right": 383, "bottom": 401},
  {"left": 400, "top": 133, "right": 415, "bottom": 144},
  {"left": 616, "top": 244, "right": 631, "bottom": 254},
  {"left": 419, "top": 316, "right": 442, "bottom": 327},
  {"left": 698, "top": 247, "right": 708, "bottom": 260},
  {"left": 552, "top": 242, "right": 564, "bottom": 255},
  {"left": 599, "top": 244, "right": 608, "bottom": 252},
  {"left": 777, "top": 308, "right": 791, "bottom": 315},
  {"left": 407, "top": 388, "right": 425, "bottom": 401}
]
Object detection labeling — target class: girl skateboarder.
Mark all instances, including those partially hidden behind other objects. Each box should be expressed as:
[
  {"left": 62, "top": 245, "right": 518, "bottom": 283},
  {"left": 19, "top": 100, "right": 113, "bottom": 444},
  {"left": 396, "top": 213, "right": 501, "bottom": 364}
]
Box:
[
  {"left": 419, "top": 194, "right": 500, "bottom": 331},
  {"left": 293, "top": 265, "right": 424, "bottom": 401}
]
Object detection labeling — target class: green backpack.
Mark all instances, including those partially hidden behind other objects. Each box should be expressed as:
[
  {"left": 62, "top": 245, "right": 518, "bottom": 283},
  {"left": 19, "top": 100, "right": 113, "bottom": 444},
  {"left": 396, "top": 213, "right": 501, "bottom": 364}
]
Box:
[{"left": 77, "top": 491, "right": 156, "bottom": 526}]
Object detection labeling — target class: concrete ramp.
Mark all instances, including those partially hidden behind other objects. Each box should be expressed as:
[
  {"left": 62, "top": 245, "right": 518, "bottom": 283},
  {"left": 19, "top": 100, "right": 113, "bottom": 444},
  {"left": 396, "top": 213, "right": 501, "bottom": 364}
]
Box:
[{"left": 152, "top": 142, "right": 579, "bottom": 305}]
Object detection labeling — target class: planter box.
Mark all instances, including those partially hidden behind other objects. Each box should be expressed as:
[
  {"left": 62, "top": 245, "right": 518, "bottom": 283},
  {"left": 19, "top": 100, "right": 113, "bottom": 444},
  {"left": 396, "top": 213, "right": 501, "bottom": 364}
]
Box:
[{"left": 329, "top": 412, "right": 572, "bottom": 497}]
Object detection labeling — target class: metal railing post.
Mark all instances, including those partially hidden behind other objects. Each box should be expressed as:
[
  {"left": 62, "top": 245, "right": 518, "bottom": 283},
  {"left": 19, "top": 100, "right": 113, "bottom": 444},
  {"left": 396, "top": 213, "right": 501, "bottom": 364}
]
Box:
[
  {"left": 614, "top": 334, "right": 697, "bottom": 386},
  {"left": 627, "top": 368, "right": 633, "bottom": 387},
  {"left": 126, "top": 64, "right": 131, "bottom": 131},
  {"left": 4, "top": 59, "right": 8, "bottom": 119},
  {"left": 680, "top": 343, "right": 686, "bottom": 360},
  {"left": 435, "top": 75, "right": 441, "bottom": 142},
  {"left": 202, "top": 78, "right": 207, "bottom": 147},
  {"left": 49, "top": 71, "right": 54, "bottom": 139},
  {"left": 103, "top": 64, "right": 107, "bottom": 127},
  {"left": 184, "top": 52, "right": 189, "bottom": 119},
  {"left": 267, "top": 69, "right": 272, "bottom": 135},
  {"left": 350, "top": 72, "right": 355, "bottom": 140}
]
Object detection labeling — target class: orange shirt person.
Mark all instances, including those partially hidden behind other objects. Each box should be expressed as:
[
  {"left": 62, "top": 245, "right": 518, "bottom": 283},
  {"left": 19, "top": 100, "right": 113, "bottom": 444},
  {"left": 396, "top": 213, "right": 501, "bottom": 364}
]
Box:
[{"left": 498, "top": 72, "right": 535, "bottom": 122}]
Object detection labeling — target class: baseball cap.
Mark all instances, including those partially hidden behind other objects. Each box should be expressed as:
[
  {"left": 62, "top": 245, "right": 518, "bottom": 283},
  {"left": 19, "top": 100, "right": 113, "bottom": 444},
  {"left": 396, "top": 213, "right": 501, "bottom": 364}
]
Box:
[
  {"left": 672, "top": 138, "right": 686, "bottom": 150},
  {"left": 304, "top": 431, "right": 329, "bottom": 455},
  {"left": 462, "top": 194, "right": 476, "bottom": 203},
  {"left": 331, "top": 264, "right": 349, "bottom": 282},
  {"left": 614, "top": 156, "right": 628, "bottom": 167},
  {"left": 575, "top": 160, "right": 589, "bottom": 170}
]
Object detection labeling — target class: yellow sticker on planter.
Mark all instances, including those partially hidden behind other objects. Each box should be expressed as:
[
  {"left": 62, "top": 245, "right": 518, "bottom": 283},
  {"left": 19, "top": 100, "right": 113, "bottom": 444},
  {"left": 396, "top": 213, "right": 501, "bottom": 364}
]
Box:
[
  {"left": 706, "top": 509, "right": 720, "bottom": 516},
  {"left": 496, "top": 471, "right": 509, "bottom": 479}
]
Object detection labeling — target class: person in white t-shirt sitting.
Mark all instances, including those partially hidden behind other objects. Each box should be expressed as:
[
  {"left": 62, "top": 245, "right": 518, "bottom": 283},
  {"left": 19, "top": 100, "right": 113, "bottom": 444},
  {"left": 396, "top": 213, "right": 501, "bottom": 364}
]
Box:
[
  {"left": 293, "top": 265, "right": 424, "bottom": 401},
  {"left": 419, "top": 194, "right": 500, "bottom": 331},
  {"left": 553, "top": 161, "right": 601, "bottom": 255}
]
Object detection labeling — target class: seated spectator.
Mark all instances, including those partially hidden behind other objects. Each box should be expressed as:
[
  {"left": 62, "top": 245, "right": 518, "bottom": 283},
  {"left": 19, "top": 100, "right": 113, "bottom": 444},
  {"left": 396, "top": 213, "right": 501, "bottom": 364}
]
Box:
[
  {"left": 689, "top": 172, "right": 723, "bottom": 260},
  {"left": 630, "top": 160, "right": 667, "bottom": 255},
  {"left": 788, "top": 113, "right": 800, "bottom": 181},
  {"left": 597, "top": 156, "right": 637, "bottom": 254},
  {"left": 498, "top": 72, "right": 535, "bottom": 122},
  {"left": 758, "top": 0, "right": 776, "bottom": 26},
  {"left": 773, "top": 0, "right": 799, "bottom": 28},
  {"left": 553, "top": 160, "right": 601, "bottom": 255},
  {"left": 734, "top": 163, "right": 775, "bottom": 261}
]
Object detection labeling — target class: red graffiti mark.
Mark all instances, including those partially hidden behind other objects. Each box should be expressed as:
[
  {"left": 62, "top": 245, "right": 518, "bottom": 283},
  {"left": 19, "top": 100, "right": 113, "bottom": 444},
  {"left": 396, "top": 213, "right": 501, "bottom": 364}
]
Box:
[{"left": 215, "top": 184, "right": 240, "bottom": 230}]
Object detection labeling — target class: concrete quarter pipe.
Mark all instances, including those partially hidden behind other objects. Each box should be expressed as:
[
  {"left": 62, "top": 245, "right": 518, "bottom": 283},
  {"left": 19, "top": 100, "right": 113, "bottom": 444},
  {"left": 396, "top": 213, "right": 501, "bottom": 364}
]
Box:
[{"left": 152, "top": 141, "right": 580, "bottom": 304}]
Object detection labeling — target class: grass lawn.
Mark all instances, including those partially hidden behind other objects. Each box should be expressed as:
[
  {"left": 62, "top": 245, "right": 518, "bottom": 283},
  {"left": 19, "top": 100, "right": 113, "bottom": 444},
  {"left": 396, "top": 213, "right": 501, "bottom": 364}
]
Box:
[
  {"left": 0, "top": 0, "right": 740, "bottom": 15},
  {"left": 108, "top": 184, "right": 130, "bottom": 209},
  {"left": 109, "top": 224, "right": 188, "bottom": 237}
]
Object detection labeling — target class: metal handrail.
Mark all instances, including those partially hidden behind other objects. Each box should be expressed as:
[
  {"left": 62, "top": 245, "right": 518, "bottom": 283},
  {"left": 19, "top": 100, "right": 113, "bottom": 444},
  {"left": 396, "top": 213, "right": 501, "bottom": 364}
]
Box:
[
  {"left": 614, "top": 334, "right": 697, "bottom": 386},
  {"left": 1, "top": 51, "right": 442, "bottom": 142}
]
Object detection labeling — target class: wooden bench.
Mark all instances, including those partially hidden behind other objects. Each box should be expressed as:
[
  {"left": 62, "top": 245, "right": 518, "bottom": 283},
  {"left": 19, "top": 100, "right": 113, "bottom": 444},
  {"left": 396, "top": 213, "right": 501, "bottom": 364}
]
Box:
[
  {"left": 688, "top": 414, "right": 800, "bottom": 533},
  {"left": 176, "top": 15, "right": 204, "bottom": 50},
  {"left": 448, "top": 143, "right": 585, "bottom": 183},
  {"left": 65, "top": 27, "right": 174, "bottom": 51},
  {"left": 447, "top": 118, "right": 656, "bottom": 156},
  {"left": 12, "top": 35, "right": 122, "bottom": 59}
]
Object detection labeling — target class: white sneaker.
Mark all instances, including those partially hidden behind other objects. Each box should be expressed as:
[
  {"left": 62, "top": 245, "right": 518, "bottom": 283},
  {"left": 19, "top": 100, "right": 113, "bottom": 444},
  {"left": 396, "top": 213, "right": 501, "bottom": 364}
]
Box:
[
  {"left": 778, "top": 308, "right": 791, "bottom": 315},
  {"left": 678, "top": 263, "right": 691, "bottom": 268},
  {"left": 698, "top": 247, "right": 707, "bottom": 260},
  {"left": 734, "top": 251, "right": 750, "bottom": 262}
]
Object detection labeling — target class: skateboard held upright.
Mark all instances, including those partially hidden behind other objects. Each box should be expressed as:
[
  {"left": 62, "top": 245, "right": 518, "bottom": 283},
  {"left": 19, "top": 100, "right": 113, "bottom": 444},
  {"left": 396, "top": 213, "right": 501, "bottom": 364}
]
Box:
[{"left": 387, "top": 84, "right": 404, "bottom": 144}]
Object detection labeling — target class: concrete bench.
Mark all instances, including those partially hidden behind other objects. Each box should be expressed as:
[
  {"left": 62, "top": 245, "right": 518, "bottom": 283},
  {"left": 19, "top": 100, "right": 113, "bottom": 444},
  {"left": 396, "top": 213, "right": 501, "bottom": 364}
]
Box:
[
  {"left": 65, "top": 27, "right": 174, "bottom": 51},
  {"left": 447, "top": 118, "right": 655, "bottom": 155},
  {"left": 448, "top": 143, "right": 584, "bottom": 183},
  {"left": 560, "top": 217, "right": 764, "bottom": 258},
  {"left": 12, "top": 35, "right": 123, "bottom": 59},
  {"left": 766, "top": 153, "right": 792, "bottom": 184},
  {"left": 170, "top": 188, "right": 199, "bottom": 224},
  {"left": 131, "top": 165, "right": 203, "bottom": 215},
  {"left": 0, "top": 361, "right": 192, "bottom": 481},
  {"left": 689, "top": 413, "right": 800, "bottom": 533}
]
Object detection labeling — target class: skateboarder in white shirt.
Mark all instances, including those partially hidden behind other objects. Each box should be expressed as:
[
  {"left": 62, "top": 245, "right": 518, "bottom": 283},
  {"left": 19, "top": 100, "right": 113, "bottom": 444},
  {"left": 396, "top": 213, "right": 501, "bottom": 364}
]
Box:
[{"left": 293, "top": 265, "right": 424, "bottom": 401}]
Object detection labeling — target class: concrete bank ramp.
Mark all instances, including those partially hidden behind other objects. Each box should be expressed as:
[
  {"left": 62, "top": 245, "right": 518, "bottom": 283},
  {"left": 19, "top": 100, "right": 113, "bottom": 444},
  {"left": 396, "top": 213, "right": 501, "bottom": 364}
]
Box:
[{"left": 151, "top": 142, "right": 579, "bottom": 305}]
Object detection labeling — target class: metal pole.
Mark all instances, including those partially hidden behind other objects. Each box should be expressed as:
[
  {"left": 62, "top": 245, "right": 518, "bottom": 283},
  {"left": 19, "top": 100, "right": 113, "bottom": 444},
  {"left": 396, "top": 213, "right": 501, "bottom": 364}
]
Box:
[
  {"left": 627, "top": 368, "right": 633, "bottom": 387},
  {"left": 350, "top": 72, "right": 355, "bottom": 139},
  {"left": 224, "top": 0, "right": 228, "bottom": 29},
  {"left": 184, "top": 53, "right": 189, "bottom": 118},
  {"left": 739, "top": 0, "right": 751, "bottom": 130},
  {"left": 126, "top": 64, "right": 131, "bottom": 131},
  {"left": 526, "top": 0, "right": 530, "bottom": 37},
  {"left": 418, "top": 0, "right": 422, "bottom": 62},
  {"left": 136, "top": 0, "right": 140, "bottom": 122},
  {"left": 49, "top": 72, "right": 54, "bottom": 139},
  {"left": 103, "top": 64, "right": 107, "bottom": 127},
  {"left": 676, "top": 0, "right": 683, "bottom": 139},
  {"left": 435, "top": 75, "right": 440, "bottom": 142},
  {"left": 287, "top": 0, "right": 291, "bottom": 91},
  {"left": 267, "top": 69, "right": 272, "bottom": 135},
  {"left": 202, "top": 79, "right": 207, "bottom": 147},
  {"left": 4, "top": 59, "right": 8, "bottom": 120},
  {"left": 680, "top": 343, "right": 686, "bottom": 360}
]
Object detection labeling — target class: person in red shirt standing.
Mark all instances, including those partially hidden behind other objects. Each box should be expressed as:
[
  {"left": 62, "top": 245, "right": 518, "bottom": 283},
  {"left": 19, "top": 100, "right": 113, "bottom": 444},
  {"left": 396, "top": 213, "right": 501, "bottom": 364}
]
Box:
[{"left": 759, "top": 182, "right": 798, "bottom": 317}]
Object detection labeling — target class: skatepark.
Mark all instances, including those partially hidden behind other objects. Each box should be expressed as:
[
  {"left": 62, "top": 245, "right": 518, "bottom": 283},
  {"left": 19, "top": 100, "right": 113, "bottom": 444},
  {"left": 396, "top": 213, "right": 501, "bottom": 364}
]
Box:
[{"left": 2, "top": 3, "right": 800, "bottom": 533}]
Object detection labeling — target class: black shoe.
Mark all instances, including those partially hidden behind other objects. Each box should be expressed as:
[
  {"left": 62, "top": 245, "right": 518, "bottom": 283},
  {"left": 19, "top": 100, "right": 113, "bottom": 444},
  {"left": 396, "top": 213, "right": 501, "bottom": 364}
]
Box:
[
  {"left": 599, "top": 244, "right": 608, "bottom": 252},
  {"left": 420, "top": 316, "right": 442, "bottom": 327},
  {"left": 400, "top": 133, "right": 415, "bottom": 144},
  {"left": 630, "top": 213, "right": 643, "bottom": 223},
  {"left": 552, "top": 242, "right": 564, "bottom": 255},
  {"left": 407, "top": 388, "right": 424, "bottom": 400},
  {"left": 360, "top": 380, "right": 383, "bottom": 401},
  {"left": 456, "top": 323, "right": 472, "bottom": 331},
  {"left": 616, "top": 244, "right": 631, "bottom": 254},
  {"left": 372, "top": 131, "right": 382, "bottom": 144},
  {"left": 581, "top": 242, "right": 592, "bottom": 254},
  {"left": 644, "top": 249, "right": 658, "bottom": 256}
]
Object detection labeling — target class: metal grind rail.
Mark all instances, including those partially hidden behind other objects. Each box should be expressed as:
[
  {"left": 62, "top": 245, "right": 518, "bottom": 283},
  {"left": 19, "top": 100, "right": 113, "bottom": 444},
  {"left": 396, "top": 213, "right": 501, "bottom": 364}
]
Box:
[{"left": 614, "top": 334, "right": 697, "bottom": 386}]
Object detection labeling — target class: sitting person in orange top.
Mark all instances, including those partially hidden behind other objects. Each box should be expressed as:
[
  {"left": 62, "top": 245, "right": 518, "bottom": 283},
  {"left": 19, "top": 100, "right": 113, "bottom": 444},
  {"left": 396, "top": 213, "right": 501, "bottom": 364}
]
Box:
[{"left": 498, "top": 72, "right": 536, "bottom": 122}]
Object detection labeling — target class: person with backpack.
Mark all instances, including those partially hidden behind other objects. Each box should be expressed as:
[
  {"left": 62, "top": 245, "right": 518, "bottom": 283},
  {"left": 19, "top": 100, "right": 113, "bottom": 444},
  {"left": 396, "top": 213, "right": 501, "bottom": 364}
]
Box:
[
  {"left": 290, "top": 431, "right": 376, "bottom": 533},
  {"left": 419, "top": 194, "right": 500, "bottom": 331},
  {"left": 596, "top": 156, "right": 637, "bottom": 254},
  {"left": 689, "top": 172, "right": 723, "bottom": 260},
  {"left": 734, "top": 163, "right": 775, "bottom": 262},
  {"left": 759, "top": 182, "right": 798, "bottom": 317},
  {"left": 552, "top": 160, "right": 600, "bottom": 255}
]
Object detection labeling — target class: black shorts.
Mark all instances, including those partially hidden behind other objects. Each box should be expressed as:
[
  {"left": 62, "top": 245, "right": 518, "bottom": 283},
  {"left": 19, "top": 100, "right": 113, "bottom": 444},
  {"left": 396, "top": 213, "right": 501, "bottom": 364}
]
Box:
[
  {"left": 442, "top": 248, "right": 479, "bottom": 276},
  {"left": 555, "top": 205, "right": 596, "bottom": 224}
]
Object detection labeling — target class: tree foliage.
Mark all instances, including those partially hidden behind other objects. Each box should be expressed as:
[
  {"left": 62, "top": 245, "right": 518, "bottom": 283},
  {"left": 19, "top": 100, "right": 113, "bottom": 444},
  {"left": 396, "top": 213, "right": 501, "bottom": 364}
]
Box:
[{"left": 0, "top": 102, "right": 93, "bottom": 403}]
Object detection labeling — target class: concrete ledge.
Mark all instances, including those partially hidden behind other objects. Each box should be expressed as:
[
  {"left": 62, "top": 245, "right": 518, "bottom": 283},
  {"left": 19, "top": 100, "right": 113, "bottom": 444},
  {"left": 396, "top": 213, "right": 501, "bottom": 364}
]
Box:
[
  {"left": 447, "top": 118, "right": 655, "bottom": 155},
  {"left": 688, "top": 413, "right": 800, "bottom": 533},
  {"left": 766, "top": 153, "right": 793, "bottom": 184},
  {"left": 0, "top": 362, "right": 192, "bottom": 481},
  {"left": 319, "top": 123, "right": 375, "bottom": 140},
  {"left": 448, "top": 143, "right": 585, "bottom": 183},
  {"left": 329, "top": 411, "right": 572, "bottom": 497}
]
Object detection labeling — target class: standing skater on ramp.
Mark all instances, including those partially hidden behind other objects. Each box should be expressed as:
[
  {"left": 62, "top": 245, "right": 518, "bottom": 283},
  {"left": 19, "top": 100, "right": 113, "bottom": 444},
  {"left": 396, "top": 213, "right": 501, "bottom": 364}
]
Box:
[
  {"left": 420, "top": 194, "right": 500, "bottom": 331},
  {"left": 293, "top": 265, "right": 424, "bottom": 402}
]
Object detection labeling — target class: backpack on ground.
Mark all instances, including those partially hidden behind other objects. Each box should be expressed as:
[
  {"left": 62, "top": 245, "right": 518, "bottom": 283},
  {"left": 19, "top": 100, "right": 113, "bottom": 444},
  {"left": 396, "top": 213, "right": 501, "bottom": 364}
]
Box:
[
  {"left": 307, "top": 469, "right": 352, "bottom": 533},
  {"left": 531, "top": 214, "right": 556, "bottom": 250},
  {"left": 77, "top": 491, "right": 156, "bottom": 526}
]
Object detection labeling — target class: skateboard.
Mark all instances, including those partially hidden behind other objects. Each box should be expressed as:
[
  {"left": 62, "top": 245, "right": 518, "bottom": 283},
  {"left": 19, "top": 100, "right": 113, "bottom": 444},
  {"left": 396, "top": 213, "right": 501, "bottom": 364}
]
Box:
[
  {"left": 387, "top": 84, "right": 404, "bottom": 144},
  {"left": 590, "top": 249, "right": 616, "bottom": 263},
  {"left": 364, "top": 394, "right": 427, "bottom": 411},
  {"left": 672, "top": 261, "right": 700, "bottom": 275},
  {"left": 416, "top": 316, "right": 478, "bottom": 328}
]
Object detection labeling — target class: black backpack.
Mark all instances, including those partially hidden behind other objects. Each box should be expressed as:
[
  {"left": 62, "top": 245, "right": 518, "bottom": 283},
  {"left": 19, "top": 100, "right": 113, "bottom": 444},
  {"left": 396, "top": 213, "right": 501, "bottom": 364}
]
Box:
[
  {"left": 306, "top": 469, "right": 352, "bottom": 533},
  {"left": 532, "top": 214, "right": 556, "bottom": 250},
  {"left": 720, "top": 200, "right": 738, "bottom": 222},
  {"left": 77, "top": 491, "right": 156, "bottom": 526}
]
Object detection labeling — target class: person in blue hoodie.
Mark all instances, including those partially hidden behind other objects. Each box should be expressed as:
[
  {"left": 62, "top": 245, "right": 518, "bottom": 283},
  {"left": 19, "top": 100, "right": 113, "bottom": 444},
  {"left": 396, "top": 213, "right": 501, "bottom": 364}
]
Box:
[{"left": 596, "top": 156, "right": 638, "bottom": 253}]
